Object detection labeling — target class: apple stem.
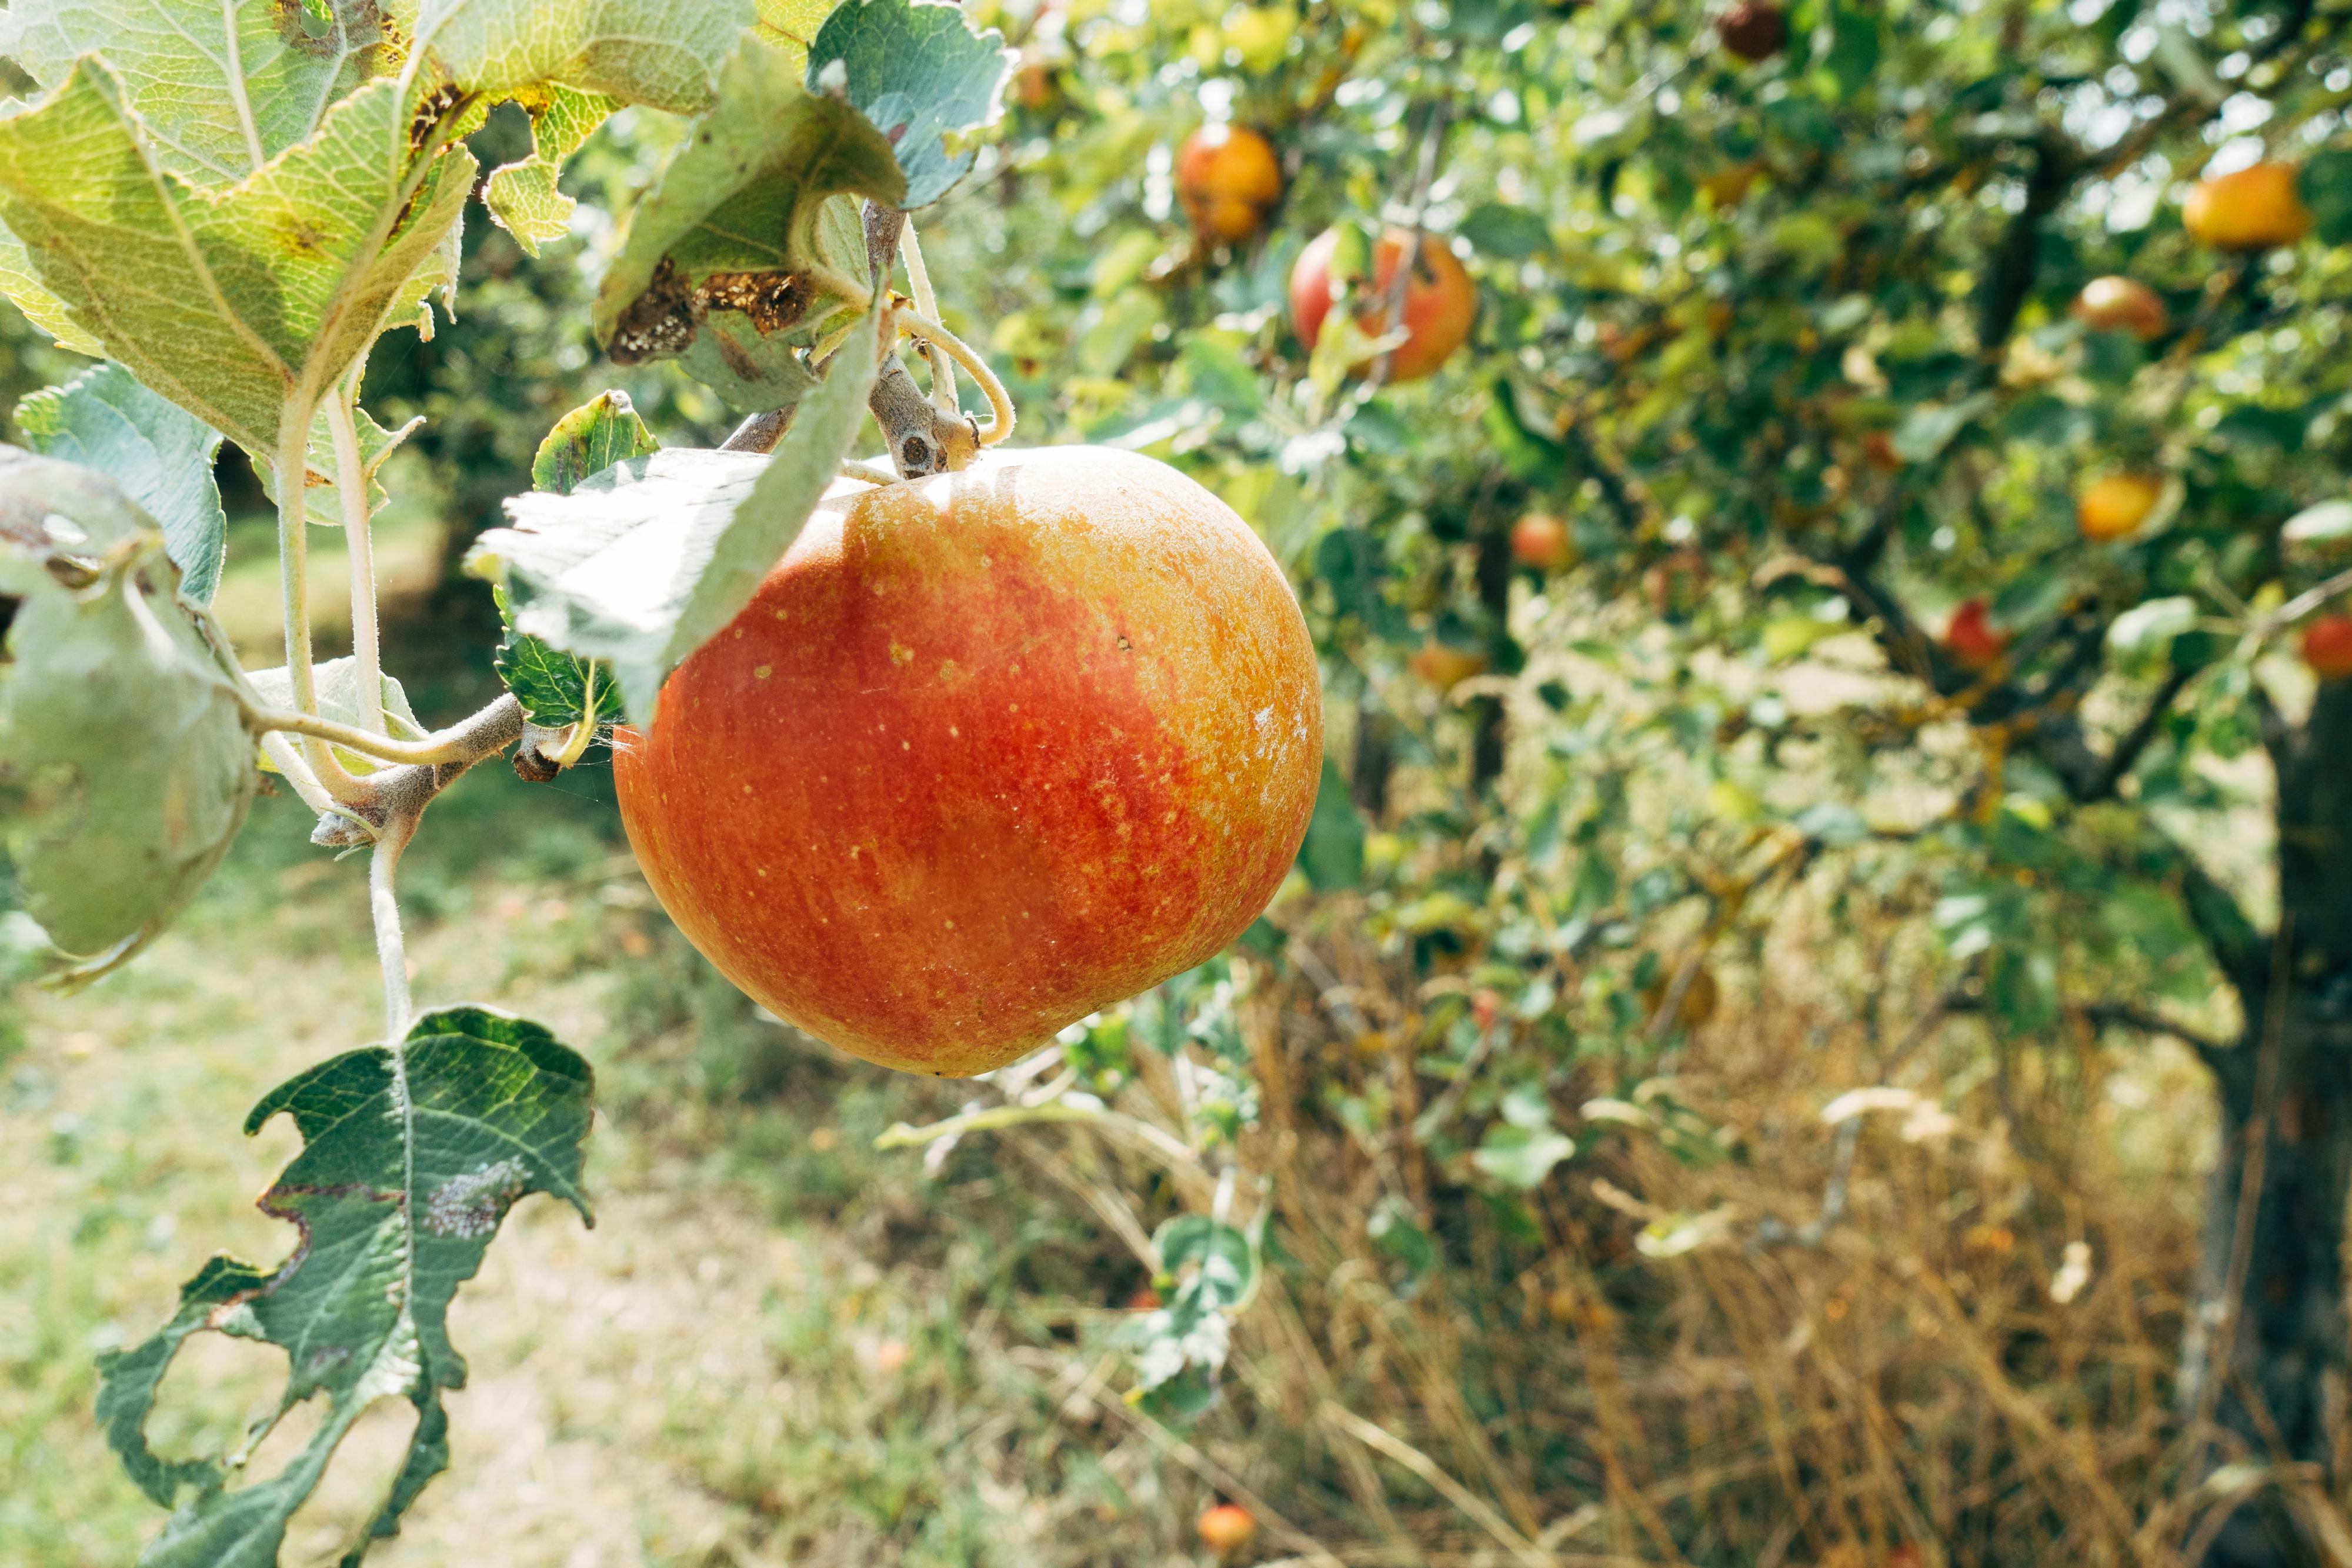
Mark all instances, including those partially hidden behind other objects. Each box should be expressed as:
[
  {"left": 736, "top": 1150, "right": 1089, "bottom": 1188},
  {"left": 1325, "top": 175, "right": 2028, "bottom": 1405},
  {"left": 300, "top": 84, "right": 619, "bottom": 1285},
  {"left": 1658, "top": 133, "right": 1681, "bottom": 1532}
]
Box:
[{"left": 898, "top": 219, "right": 960, "bottom": 416}]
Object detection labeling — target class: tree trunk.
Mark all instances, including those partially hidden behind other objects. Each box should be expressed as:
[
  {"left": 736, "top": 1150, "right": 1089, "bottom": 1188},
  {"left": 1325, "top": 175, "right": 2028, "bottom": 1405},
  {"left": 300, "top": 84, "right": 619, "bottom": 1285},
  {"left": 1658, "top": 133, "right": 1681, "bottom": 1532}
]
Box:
[
  {"left": 1471, "top": 524, "right": 1510, "bottom": 795},
  {"left": 2181, "top": 680, "right": 2352, "bottom": 1568}
]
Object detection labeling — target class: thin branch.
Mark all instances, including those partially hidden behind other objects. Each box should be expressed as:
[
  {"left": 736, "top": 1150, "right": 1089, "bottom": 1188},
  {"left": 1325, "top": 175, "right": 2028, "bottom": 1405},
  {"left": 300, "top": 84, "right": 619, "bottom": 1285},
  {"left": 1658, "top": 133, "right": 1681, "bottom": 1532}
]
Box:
[
  {"left": 369, "top": 809, "right": 418, "bottom": 1036},
  {"left": 2084, "top": 664, "right": 2196, "bottom": 801},
  {"left": 239, "top": 692, "right": 522, "bottom": 770}
]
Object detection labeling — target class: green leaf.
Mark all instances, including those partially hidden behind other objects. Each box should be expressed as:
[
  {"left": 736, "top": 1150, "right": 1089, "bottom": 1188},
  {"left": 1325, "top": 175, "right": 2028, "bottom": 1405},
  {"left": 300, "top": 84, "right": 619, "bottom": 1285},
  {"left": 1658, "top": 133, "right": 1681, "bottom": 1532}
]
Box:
[
  {"left": 0, "top": 0, "right": 388, "bottom": 184},
  {"left": 2107, "top": 595, "right": 2197, "bottom": 656},
  {"left": 1155, "top": 1214, "right": 1260, "bottom": 1313},
  {"left": 96, "top": 1005, "right": 593, "bottom": 1566},
  {"left": 0, "top": 66, "right": 475, "bottom": 460},
  {"left": 807, "top": 0, "right": 1012, "bottom": 209},
  {"left": 592, "top": 37, "right": 902, "bottom": 406},
  {"left": 469, "top": 308, "right": 881, "bottom": 723},
  {"left": 2304, "top": 151, "right": 2352, "bottom": 247},
  {"left": 1483, "top": 377, "right": 1567, "bottom": 486},
  {"left": 15, "top": 362, "right": 228, "bottom": 605},
  {"left": 531, "top": 388, "right": 662, "bottom": 495},
  {"left": 0, "top": 448, "right": 255, "bottom": 966},
  {"left": 1459, "top": 201, "right": 1552, "bottom": 260},
  {"left": 2282, "top": 499, "right": 2352, "bottom": 546},
  {"left": 758, "top": 0, "right": 840, "bottom": 64},
  {"left": 1472, "top": 1122, "right": 1576, "bottom": 1189},
  {"left": 246, "top": 655, "right": 423, "bottom": 773},
  {"left": 399, "top": 0, "right": 753, "bottom": 114},
  {"left": 487, "top": 391, "right": 664, "bottom": 729},
  {"left": 482, "top": 85, "right": 616, "bottom": 256},
  {"left": 1297, "top": 756, "right": 1366, "bottom": 891},
  {"left": 1890, "top": 392, "right": 1991, "bottom": 463}
]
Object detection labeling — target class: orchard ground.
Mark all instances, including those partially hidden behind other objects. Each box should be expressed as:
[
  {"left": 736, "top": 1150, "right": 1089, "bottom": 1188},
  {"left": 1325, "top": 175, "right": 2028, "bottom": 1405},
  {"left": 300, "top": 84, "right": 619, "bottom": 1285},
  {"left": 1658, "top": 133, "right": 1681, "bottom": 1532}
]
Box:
[{"left": 2, "top": 614, "right": 2236, "bottom": 1567}]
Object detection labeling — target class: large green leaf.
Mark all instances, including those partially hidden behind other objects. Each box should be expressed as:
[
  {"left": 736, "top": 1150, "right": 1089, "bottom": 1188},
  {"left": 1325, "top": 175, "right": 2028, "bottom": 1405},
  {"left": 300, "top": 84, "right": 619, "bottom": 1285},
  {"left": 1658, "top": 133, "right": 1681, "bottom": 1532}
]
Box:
[
  {"left": 0, "top": 447, "right": 255, "bottom": 966},
  {"left": 591, "top": 36, "right": 901, "bottom": 407},
  {"left": 15, "top": 362, "right": 228, "bottom": 605},
  {"left": 807, "top": 0, "right": 1012, "bottom": 209},
  {"left": 97, "top": 1005, "right": 594, "bottom": 1567},
  {"left": 0, "top": 65, "right": 475, "bottom": 461},
  {"left": 0, "top": 0, "right": 388, "bottom": 184},
  {"left": 473, "top": 306, "right": 881, "bottom": 722}
]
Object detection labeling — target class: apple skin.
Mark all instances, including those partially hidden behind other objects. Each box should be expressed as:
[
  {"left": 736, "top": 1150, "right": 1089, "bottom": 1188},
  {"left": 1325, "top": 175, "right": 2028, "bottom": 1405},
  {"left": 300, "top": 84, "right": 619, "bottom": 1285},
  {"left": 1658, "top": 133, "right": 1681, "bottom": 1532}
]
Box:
[
  {"left": 1176, "top": 124, "right": 1283, "bottom": 243},
  {"left": 2304, "top": 614, "right": 2352, "bottom": 680},
  {"left": 1945, "top": 598, "right": 2007, "bottom": 670},
  {"left": 1717, "top": 0, "right": 1788, "bottom": 60},
  {"left": 2071, "top": 276, "right": 2167, "bottom": 340},
  {"left": 2184, "top": 163, "right": 2312, "bottom": 252},
  {"left": 1290, "top": 226, "right": 1477, "bottom": 384},
  {"left": 1510, "top": 511, "right": 1576, "bottom": 571},
  {"left": 613, "top": 447, "right": 1323, "bottom": 1078},
  {"left": 1197, "top": 1503, "right": 1258, "bottom": 1554},
  {"left": 2078, "top": 473, "right": 2163, "bottom": 541}
]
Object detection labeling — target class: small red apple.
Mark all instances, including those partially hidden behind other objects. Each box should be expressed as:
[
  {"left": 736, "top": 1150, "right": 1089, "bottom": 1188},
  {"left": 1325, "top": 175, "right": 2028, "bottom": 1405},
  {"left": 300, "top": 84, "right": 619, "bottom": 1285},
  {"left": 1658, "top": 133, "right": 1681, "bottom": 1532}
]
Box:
[
  {"left": 2071, "top": 276, "right": 2167, "bottom": 340},
  {"left": 1176, "top": 125, "right": 1283, "bottom": 245},
  {"left": 1945, "top": 598, "right": 2007, "bottom": 670},
  {"left": 1197, "top": 1503, "right": 1257, "bottom": 1556},
  {"left": 1290, "top": 225, "right": 1477, "bottom": 384},
  {"left": 2078, "top": 473, "right": 2163, "bottom": 542},
  {"left": 614, "top": 448, "right": 1323, "bottom": 1077},
  {"left": 2303, "top": 614, "right": 2352, "bottom": 680},
  {"left": 2184, "top": 162, "right": 2311, "bottom": 252},
  {"left": 1509, "top": 511, "right": 1576, "bottom": 571},
  {"left": 1717, "top": 0, "right": 1788, "bottom": 60}
]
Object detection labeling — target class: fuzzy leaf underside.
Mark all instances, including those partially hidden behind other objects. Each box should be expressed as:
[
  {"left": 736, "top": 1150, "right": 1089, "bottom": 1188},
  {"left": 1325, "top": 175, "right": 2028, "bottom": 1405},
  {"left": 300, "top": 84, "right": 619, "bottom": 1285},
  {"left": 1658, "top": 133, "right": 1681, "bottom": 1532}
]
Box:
[
  {"left": 96, "top": 1005, "right": 595, "bottom": 1568},
  {"left": 470, "top": 308, "right": 880, "bottom": 724},
  {"left": 489, "top": 391, "right": 663, "bottom": 727},
  {"left": 0, "top": 447, "right": 255, "bottom": 965},
  {"left": 755, "top": 0, "right": 839, "bottom": 66},
  {"left": 0, "top": 64, "right": 475, "bottom": 459},
  {"left": 0, "top": 0, "right": 389, "bottom": 185},
  {"left": 590, "top": 36, "right": 900, "bottom": 408},
  {"left": 15, "top": 361, "right": 229, "bottom": 605},
  {"left": 398, "top": 0, "right": 753, "bottom": 115},
  {"left": 808, "top": 0, "right": 1013, "bottom": 209},
  {"left": 246, "top": 655, "right": 424, "bottom": 775}
]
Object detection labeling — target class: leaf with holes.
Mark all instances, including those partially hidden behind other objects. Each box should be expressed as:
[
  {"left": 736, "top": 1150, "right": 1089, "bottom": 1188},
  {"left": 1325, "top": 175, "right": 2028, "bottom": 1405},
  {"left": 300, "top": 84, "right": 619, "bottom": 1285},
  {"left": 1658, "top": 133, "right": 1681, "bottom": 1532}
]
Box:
[
  {"left": 469, "top": 308, "right": 880, "bottom": 723},
  {"left": 808, "top": 0, "right": 1012, "bottom": 209},
  {"left": 96, "top": 1005, "right": 594, "bottom": 1567},
  {"left": 15, "top": 361, "right": 227, "bottom": 605},
  {"left": 592, "top": 36, "right": 899, "bottom": 408}
]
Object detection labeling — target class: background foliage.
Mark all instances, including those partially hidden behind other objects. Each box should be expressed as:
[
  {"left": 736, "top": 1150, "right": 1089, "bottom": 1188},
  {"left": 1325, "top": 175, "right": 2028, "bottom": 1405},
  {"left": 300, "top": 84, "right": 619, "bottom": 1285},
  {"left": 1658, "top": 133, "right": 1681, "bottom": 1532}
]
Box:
[{"left": 8, "top": 0, "right": 2352, "bottom": 1563}]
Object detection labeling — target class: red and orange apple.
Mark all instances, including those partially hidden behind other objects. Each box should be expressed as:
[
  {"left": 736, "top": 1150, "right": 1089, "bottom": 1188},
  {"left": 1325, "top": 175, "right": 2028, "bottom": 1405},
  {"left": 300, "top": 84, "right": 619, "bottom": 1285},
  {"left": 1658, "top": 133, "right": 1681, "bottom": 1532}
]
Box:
[
  {"left": 2303, "top": 613, "right": 2352, "bottom": 680},
  {"left": 1510, "top": 511, "right": 1576, "bottom": 571},
  {"left": 2071, "top": 276, "right": 2167, "bottom": 340},
  {"left": 1945, "top": 598, "right": 2007, "bottom": 670},
  {"left": 1290, "top": 225, "right": 1477, "bottom": 384},
  {"left": 2078, "top": 473, "right": 2163, "bottom": 542},
  {"left": 2183, "top": 163, "right": 2311, "bottom": 252},
  {"left": 613, "top": 447, "right": 1322, "bottom": 1078},
  {"left": 1176, "top": 124, "right": 1283, "bottom": 245}
]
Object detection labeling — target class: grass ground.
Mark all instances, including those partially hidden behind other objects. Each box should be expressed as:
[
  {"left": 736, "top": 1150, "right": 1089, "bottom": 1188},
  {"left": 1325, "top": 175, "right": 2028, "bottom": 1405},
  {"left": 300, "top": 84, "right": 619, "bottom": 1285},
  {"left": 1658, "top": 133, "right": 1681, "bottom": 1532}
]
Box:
[{"left": 0, "top": 639, "right": 1207, "bottom": 1568}]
